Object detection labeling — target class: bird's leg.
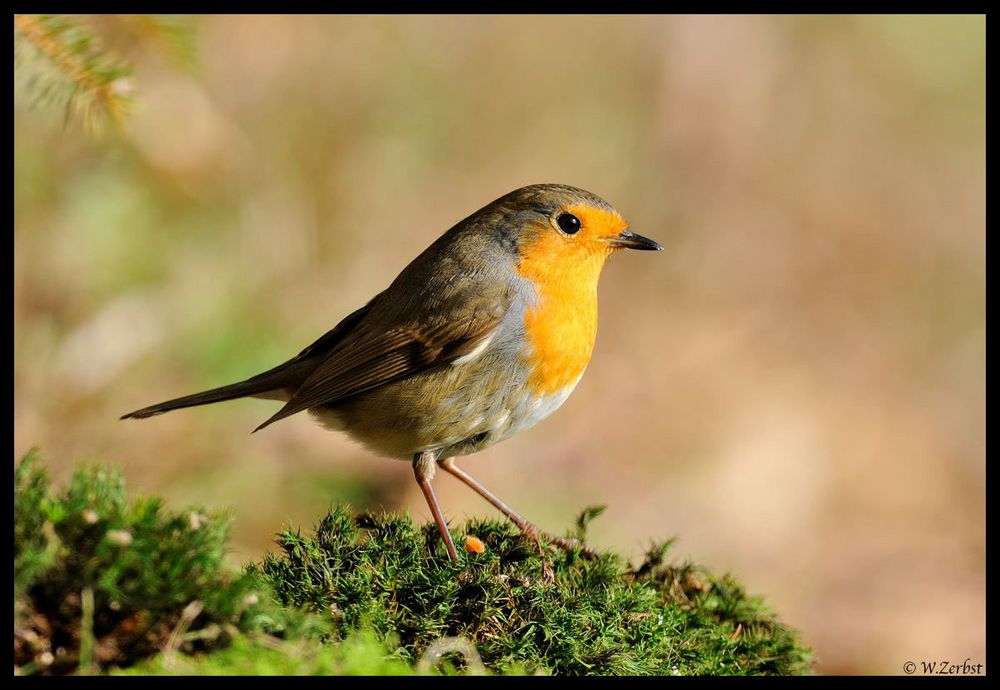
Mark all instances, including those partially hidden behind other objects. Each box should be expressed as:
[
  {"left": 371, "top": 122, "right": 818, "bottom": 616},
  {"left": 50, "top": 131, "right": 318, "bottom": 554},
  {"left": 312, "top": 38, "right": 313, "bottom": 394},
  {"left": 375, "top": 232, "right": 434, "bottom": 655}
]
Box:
[
  {"left": 438, "top": 457, "right": 598, "bottom": 559},
  {"left": 413, "top": 451, "right": 459, "bottom": 562}
]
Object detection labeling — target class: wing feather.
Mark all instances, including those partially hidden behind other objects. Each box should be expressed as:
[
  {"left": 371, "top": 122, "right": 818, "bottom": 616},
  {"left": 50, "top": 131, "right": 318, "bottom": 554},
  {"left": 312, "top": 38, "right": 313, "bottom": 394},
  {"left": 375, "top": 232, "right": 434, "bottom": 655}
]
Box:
[{"left": 252, "top": 300, "right": 506, "bottom": 432}]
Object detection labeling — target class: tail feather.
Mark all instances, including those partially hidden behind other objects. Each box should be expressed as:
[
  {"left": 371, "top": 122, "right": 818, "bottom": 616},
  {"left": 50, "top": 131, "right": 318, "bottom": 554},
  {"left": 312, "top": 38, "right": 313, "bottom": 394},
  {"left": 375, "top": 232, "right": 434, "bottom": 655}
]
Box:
[
  {"left": 121, "top": 302, "right": 373, "bottom": 425},
  {"left": 120, "top": 360, "right": 311, "bottom": 421}
]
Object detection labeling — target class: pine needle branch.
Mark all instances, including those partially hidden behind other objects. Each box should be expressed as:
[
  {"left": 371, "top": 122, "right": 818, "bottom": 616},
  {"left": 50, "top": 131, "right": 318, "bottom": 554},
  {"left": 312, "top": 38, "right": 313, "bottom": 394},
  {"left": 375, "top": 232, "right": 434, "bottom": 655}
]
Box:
[{"left": 13, "top": 14, "right": 133, "bottom": 131}]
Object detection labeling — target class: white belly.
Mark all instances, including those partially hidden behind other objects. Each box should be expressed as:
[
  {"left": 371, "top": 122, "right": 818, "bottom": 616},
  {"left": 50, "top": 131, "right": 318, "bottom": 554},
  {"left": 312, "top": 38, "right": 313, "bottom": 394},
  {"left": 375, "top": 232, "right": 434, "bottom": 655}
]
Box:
[
  {"left": 294, "top": 328, "right": 587, "bottom": 462},
  {"left": 502, "top": 377, "right": 581, "bottom": 440}
]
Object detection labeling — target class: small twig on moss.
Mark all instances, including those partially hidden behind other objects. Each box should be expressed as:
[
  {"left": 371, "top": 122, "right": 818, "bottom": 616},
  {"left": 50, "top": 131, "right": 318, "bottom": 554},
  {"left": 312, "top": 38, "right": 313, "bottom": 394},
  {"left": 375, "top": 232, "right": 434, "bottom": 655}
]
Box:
[
  {"left": 162, "top": 600, "right": 204, "bottom": 670},
  {"left": 78, "top": 586, "right": 96, "bottom": 675},
  {"left": 417, "top": 637, "right": 487, "bottom": 676}
]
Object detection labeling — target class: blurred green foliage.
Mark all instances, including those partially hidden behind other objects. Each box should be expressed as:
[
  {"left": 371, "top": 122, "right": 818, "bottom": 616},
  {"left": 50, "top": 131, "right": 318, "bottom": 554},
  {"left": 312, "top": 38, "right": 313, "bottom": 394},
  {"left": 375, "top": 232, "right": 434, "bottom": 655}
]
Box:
[{"left": 117, "top": 631, "right": 417, "bottom": 676}]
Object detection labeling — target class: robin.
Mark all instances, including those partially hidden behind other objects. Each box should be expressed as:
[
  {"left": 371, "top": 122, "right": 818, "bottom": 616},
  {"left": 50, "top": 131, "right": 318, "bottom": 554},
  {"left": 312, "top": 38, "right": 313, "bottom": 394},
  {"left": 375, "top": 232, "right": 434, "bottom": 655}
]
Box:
[{"left": 122, "top": 184, "right": 661, "bottom": 562}]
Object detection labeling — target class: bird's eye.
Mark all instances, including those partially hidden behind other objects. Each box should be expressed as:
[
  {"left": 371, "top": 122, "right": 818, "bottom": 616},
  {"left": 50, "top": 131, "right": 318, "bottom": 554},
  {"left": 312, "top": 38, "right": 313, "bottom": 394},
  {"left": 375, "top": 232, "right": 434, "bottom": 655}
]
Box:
[{"left": 556, "top": 213, "right": 581, "bottom": 235}]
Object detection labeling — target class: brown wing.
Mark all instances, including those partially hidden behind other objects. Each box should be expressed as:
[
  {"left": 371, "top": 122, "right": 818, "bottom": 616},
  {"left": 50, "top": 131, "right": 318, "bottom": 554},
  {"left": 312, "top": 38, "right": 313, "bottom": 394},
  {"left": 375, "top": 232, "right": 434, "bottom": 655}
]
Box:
[{"left": 252, "top": 302, "right": 505, "bottom": 432}]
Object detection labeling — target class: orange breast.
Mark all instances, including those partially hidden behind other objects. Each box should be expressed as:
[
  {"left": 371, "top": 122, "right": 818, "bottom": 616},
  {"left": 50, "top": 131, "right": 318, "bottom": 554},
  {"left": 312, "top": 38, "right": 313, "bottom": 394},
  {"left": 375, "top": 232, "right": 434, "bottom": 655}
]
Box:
[{"left": 516, "top": 228, "right": 611, "bottom": 396}]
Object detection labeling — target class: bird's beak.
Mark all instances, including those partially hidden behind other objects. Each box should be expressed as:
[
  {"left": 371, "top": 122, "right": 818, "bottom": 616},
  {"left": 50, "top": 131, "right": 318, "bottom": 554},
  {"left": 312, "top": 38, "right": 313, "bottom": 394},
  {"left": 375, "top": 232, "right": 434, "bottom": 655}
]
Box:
[{"left": 607, "top": 229, "right": 663, "bottom": 251}]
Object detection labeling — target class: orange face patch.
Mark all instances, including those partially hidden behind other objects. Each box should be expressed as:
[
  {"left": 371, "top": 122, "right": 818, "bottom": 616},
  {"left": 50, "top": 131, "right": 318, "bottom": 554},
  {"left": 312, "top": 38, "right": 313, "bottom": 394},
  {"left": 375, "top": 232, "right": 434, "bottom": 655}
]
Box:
[
  {"left": 561, "top": 204, "right": 629, "bottom": 241},
  {"left": 516, "top": 203, "right": 629, "bottom": 395}
]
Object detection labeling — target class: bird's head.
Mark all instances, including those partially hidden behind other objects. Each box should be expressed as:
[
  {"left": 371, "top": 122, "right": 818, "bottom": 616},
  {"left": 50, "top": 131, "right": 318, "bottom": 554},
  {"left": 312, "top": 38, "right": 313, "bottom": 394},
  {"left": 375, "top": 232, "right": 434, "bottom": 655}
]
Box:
[{"left": 490, "top": 184, "right": 661, "bottom": 292}]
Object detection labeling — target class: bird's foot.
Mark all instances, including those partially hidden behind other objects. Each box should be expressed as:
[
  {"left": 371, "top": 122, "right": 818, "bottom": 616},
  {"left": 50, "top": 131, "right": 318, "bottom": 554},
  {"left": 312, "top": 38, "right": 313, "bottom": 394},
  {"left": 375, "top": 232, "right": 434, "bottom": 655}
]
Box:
[
  {"left": 516, "top": 523, "right": 554, "bottom": 580},
  {"left": 542, "top": 533, "right": 600, "bottom": 560},
  {"left": 515, "top": 521, "right": 599, "bottom": 567}
]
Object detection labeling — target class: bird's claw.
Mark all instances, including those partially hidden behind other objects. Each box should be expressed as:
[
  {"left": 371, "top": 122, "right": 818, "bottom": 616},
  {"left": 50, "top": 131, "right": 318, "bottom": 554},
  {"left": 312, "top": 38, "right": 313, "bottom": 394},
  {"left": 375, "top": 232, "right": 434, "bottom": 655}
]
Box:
[{"left": 516, "top": 523, "right": 599, "bottom": 561}]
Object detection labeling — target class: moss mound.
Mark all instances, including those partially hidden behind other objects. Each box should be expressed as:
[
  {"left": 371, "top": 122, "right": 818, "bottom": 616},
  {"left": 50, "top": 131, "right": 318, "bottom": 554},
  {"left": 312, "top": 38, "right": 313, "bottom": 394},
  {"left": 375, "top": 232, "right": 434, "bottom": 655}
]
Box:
[{"left": 14, "top": 453, "right": 811, "bottom": 675}]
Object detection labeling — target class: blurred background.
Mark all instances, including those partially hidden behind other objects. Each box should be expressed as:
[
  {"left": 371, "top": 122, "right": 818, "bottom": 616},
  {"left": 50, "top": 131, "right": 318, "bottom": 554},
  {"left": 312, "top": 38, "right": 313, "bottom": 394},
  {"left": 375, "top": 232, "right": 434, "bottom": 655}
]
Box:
[{"left": 14, "top": 15, "right": 984, "bottom": 675}]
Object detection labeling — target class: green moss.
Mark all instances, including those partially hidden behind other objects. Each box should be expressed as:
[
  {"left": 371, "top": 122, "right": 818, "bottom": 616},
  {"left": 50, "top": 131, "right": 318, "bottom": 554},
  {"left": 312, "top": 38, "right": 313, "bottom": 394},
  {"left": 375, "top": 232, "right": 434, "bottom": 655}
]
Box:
[
  {"left": 13, "top": 453, "right": 812, "bottom": 675},
  {"left": 252, "top": 509, "right": 812, "bottom": 676},
  {"left": 13, "top": 451, "right": 311, "bottom": 675}
]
